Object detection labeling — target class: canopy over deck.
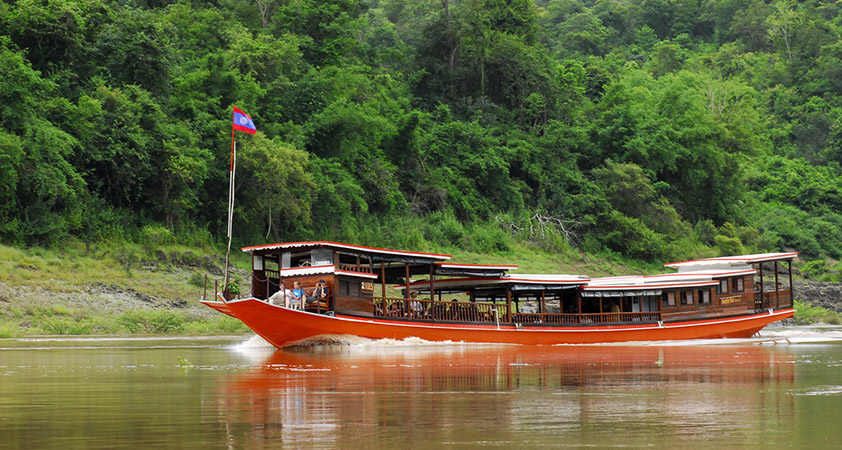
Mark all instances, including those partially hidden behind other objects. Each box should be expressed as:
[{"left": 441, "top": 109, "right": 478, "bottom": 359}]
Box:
[
  {"left": 405, "top": 274, "right": 590, "bottom": 295},
  {"left": 241, "top": 241, "right": 520, "bottom": 283},
  {"left": 664, "top": 252, "right": 799, "bottom": 273},
  {"left": 581, "top": 269, "right": 754, "bottom": 297},
  {"left": 242, "top": 241, "right": 451, "bottom": 263}
]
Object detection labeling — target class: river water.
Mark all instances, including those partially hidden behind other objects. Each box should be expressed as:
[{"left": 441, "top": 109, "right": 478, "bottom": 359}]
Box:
[{"left": 1, "top": 328, "right": 842, "bottom": 449}]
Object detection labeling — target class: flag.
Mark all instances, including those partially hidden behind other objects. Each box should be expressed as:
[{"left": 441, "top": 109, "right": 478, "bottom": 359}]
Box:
[{"left": 232, "top": 106, "right": 257, "bottom": 134}]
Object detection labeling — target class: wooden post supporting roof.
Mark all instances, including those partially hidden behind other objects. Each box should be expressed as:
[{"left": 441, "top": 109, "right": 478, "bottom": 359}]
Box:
[
  {"left": 788, "top": 260, "right": 794, "bottom": 307},
  {"left": 505, "top": 286, "right": 512, "bottom": 323},
  {"left": 775, "top": 260, "right": 780, "bottom": 309},
  {"left": 429, "top": 264, "right": 436, "bottom": 304},
  {"left": 404, "top": 264, "right": 410, "bottom": 301},
  {"left": 759, "top": 262, "right": 765, "bottom": 308},
  {"left": 381, "top": 263, "right": 386, "bottom": 299}
]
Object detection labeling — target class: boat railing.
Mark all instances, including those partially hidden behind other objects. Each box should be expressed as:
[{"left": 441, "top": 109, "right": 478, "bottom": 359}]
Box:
[
  {"left": 371, "top": 297, "right": 661, "bottom": 324},
  {"left": 338, "top": 264, "right": 372, "bottom": 273},
  {"left": 757, "top": 288, "right": 792, "bottom": 309},
  {"left": 264, "top": 269, "right": 280, "bottom": 279},
  {"left": 373, "top": 297, "right": 506, "bottom": 322},
  {"left": 578, "top": 312, "right": 661, "bottom": 323},
  {"left": 511, "top": 312, "right": 660, "bottom": 324}
]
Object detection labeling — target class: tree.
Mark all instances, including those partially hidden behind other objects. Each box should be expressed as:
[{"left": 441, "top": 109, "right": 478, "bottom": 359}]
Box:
[
  {"left": 236, "top": 136, "right": 316, "bottom": 242},
  {"left": 766, "top": 0, "right": 802, "bottom": 61}
]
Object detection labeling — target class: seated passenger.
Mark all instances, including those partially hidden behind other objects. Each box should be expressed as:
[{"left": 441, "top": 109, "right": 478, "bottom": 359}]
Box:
[
  {"left": 409, "top": 292, "right": 424, "bottom": 317},
  {"left": 608, "top": 301, "right": 621, "bottom": 322},
  {"left": 306, "top": 279, "right": 329, "bottom": 306},
  {"left": 290, "top": 281, "right": 305, "bottom": 308},
  {"left": 268, "top": 281, "right": 294, "bottom": 308},
  {"left": 388, "top": 302, "right": 405, "bottom": 317}
]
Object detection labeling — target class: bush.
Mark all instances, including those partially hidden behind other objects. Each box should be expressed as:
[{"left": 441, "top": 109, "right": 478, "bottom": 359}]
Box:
[
  {"left": 118, "top": 309, "right": 184, "bottom": 333},
  {"left": 792, "top": 299, "right": 842, "bottom": 325},
  {"left": 0, "top": 324, "right": 16, "bottom": 338},
  {"left": 801, "top": 260, "right": 828, "bottom": 280},
  {"left": 39, "top": 316, "right": 93, "bottom": 335},
  {"left": 464, "top": 221, "right": 510, "bottom": 254},
  {"left": 714, "top": 234, "right": 744, "bottom": 256},
  {"left": 188, "top": 270, "right": 206, "bottom": 288},
  {"left": 140, "top": 225, "right": 175, "bottom": 246},
  {"left": 592, "top": 210, "right": 667, "bottom": 261},
  {"left": 182, "top": 316, "right": 251, "bottom": 334}
]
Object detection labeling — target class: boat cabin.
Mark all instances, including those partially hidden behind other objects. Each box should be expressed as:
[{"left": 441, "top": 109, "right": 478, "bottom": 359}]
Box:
[
  {"left": 403, "top": 274, "right": 590, "bottom": 324},
  {"left": 240, "top": 242, "right": 796, "bottom": 327},
  {"left": 664, "top": 252, "right": 797, "bottom": 312},
  {"left": 242, "top": 241, "right": 512, "bottom": 316}
]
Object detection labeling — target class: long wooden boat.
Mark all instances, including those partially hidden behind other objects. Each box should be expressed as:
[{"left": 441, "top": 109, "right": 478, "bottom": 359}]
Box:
[{"left": 201, "top": 241, "right": 796, "bottom": 347}]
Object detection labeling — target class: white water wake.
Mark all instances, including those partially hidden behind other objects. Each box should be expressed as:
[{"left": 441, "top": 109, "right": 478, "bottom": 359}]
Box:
[{"left": 229, "top": 325, "right": 842, "bottom": 350}]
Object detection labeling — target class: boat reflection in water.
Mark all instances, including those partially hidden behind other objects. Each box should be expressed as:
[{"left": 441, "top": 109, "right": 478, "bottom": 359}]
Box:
[{"left": 218, "top": 340, "right": 796, "bottom": 448}]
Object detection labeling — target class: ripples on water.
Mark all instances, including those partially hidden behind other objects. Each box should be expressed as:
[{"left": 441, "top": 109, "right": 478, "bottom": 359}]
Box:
[{"left": 1, "top": 327, "right": 842, "bottom": 449}]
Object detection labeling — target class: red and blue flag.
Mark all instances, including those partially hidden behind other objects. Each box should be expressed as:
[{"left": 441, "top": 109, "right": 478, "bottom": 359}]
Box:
[{"left": 232, "top": 106, "right": 256, "bottom": 134}]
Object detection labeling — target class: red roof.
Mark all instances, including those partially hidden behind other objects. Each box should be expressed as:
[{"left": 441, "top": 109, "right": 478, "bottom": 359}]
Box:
[{"left": 241, "top": 240, "right": 451, "bottom": 261}]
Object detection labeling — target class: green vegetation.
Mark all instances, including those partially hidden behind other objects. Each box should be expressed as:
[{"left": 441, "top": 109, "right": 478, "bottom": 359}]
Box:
[
  {"left": 0, "top": 241, "right": 252, "bottom": 336},
  {"left": 2, "top": 1, "right": 842, "bottom": 335},
  {"left": 793, "top": 300, "right": 842, "bottom": 325},
  {"left": 1, "top": 0, "right": 842, "bottom": 263}
]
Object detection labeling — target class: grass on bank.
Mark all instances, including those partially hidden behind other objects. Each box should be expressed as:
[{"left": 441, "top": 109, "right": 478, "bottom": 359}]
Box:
[
  {"left": 0, "top": 238, "right": 253, "bottom": 338},
  {"left": 0, "top": 306, "right": 250, "bottom": 338}
]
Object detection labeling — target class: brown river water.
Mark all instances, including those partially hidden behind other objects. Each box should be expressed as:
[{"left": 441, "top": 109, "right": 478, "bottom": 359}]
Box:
[{"left": 1, "top": 327, "right": 842, "bottom": 449}]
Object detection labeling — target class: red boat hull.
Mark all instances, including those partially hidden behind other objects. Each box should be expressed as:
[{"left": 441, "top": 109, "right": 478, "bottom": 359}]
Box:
[{"left": 202, "top": 298, "right": 794, "bottom": 348}]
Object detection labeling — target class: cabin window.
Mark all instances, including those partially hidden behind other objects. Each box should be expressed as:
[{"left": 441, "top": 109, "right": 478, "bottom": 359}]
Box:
[
  {"left": 732, "top": 277, "right": 744, "bottom": 292},
  {"left": 681, "top": 290, "right": 694, "bottom": 305},
  {"left": 716, "top": 280, "right": 729, "bottom": 295},
  {"left": 699, "top": 289, "right": 711, "bottom": 304},
  {"left": 339, "top": 279, "right": 361, "bottom": 298},
  {"left": 663, "top": 291, "right": 676, "bottom": 306},
  {"left": 311, "top": 248, "right": 333, "bottom": 266}
]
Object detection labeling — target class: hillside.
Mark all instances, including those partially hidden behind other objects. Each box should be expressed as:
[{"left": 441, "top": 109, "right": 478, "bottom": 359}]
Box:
[{"left": 3, "top": 1, "right": 842, "bottom": 302}]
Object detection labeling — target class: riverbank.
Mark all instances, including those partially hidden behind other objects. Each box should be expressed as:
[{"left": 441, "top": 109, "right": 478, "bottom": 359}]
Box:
[{"left": 1, "top": 242, "right": 840, "bottom": 337}]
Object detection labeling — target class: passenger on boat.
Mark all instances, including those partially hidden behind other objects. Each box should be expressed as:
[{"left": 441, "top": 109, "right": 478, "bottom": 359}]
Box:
[
  {"left": 305, "top": 279, "right": 329, "bottom": 306},
  {"left": 291, "top": 281, "right": 305, "bottom": 308},
  {"left": 409, "top": 292, "right": 424, "bottom": 318},
  {"left": 388, "top": 301, "right": 405, "bottom": 317},
  {"left": 268, "top": 282, "right": 294, "bottom": 308},
  {"left": 608, "top": 301, "right": 620, "bottom": 322},
  {"left": 430, "top": 302, "right": 448, "bottom": 320}
]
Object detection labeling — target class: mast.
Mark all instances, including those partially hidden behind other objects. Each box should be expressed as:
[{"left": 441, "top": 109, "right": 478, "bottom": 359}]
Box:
[
  {"left": 223, "top": 138, "right": 236, "bottom": 300},
  {"left": 222, "top": 105, "right": 256, "bottom": 300}
]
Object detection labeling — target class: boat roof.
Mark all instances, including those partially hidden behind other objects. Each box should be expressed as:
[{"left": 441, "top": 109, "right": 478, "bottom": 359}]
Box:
[
  {"left": 664, "top": 252, "right": 798, "bottom": 272},
  {"left": 433, "top": 262, "right": 518, "bottom": 277},
  {"left": 584, "top": 269, "right": 755, "bottom": 292},
  {"left": 241, "top": 241, "right": 452, "bottom": 262},
  {"left": 274, "top": 264, "right": 380, "bottom": 280},
  {"left": 404, "top": 274, "right": 590, "bottom": 294}
]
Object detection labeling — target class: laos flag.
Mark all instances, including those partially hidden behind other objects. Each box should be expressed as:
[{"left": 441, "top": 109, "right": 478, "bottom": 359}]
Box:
[{"left": 232, "top": 106, "right": 257, "bottom": 134}]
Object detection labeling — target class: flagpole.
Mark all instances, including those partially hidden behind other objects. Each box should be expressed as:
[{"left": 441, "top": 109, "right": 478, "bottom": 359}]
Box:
[
  {"left": 223, "top": 126, "right": 235, "bottom": 301},
  {"left": 223, "top": 105, "right": 255, "bottom": 301}
]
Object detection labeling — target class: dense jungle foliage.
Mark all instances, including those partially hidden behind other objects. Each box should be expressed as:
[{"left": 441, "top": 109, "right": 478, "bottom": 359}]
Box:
[{"left": 2, "top": 0, "right": 842, "bottom": 264}]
